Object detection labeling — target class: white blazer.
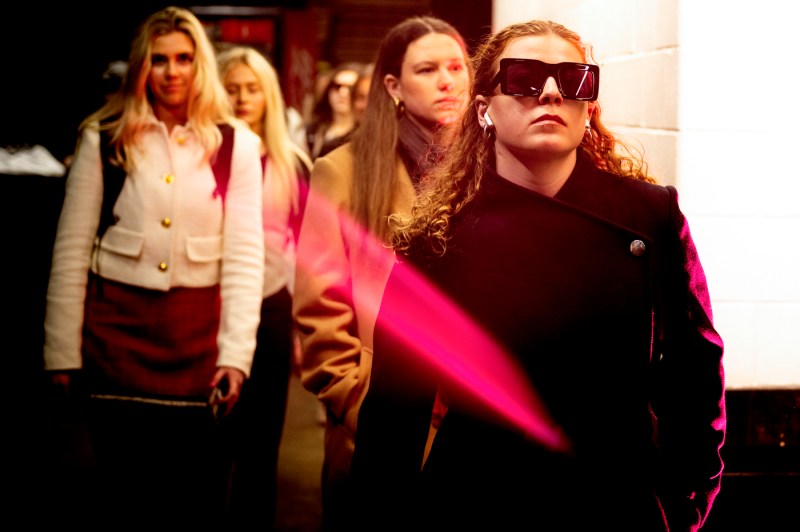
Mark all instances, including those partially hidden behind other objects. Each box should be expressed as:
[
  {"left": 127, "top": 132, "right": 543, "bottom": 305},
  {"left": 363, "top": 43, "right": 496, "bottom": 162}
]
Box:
[{"left": 43, "top": 119, "right": 265, "bottom": 376}]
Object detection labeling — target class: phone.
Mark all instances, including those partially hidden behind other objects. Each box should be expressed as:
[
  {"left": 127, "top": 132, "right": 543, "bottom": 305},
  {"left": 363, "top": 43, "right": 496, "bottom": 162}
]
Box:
[
  {"left": 209, "top": 380, "right": 229, "bottom": 421},
  {"left": 210, "top": 385, "right": 224, "bottom": 403}
]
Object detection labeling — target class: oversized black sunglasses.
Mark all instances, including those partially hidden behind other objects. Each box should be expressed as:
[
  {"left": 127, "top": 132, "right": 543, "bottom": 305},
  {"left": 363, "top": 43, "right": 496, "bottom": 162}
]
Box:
[{"left": 490, "top": 58, "right": 599, "bottom": 101}]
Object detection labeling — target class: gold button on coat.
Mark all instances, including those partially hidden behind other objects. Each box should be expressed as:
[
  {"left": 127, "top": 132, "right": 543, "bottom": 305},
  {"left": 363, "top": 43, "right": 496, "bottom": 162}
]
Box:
[
  {"left": 163, "top": 173, "right": 174, "bottom": 184},
  {"left": 630, "top": 240, "right": 646, "bottom": 257},
  {"left": 161, "top": 217, "right": 171, "bottom": 228},
  {"left": 158, "top": 262, "right": 168, "bottom": 272}
]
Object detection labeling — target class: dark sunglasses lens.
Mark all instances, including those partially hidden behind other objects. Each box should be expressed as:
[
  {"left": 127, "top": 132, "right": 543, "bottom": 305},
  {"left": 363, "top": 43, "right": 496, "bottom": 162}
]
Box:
[
  {"left": 559, "top": 65, "right": 596, "bottom": 100},
  {"left": 500, "top": 60, "right": 597, "bottom": 100},
  {"left": 505, "top": 62, "right": 544, "bottom": 96}
]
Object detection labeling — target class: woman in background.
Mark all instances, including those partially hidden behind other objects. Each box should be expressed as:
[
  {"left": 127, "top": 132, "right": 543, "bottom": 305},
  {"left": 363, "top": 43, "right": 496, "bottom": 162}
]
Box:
[
  {"left": 352, "top": 63, "right": 373, "bottom": 124},
  {"left": 218, "top": 44, "right": 312, "bottom": 529},
  {"left": 305, "top": 62, "right": 363, "bottom": 159},
  {"left": 315, "top": 63, "right": 375, "bottom": 158},
  {"left": 293, "top": 15, "right": 471, "bottom": 530},
  {"left": 43, "top": 7, "right": 264, "bottom": 527}
]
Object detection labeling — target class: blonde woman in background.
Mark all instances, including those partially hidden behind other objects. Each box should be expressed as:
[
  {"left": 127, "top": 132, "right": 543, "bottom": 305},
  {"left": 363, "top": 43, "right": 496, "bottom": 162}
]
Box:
[
  {"left": 43, "top": 7, "right": 264, "bottom": 527},
  {"left": 217, "top": 45, "right": 312, "bottom": 529}
]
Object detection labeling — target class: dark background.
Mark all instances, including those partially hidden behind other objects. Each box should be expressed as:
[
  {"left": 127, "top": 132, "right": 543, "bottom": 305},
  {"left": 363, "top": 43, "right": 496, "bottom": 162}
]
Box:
[
  {"left": 4, "top": 2, "right": 494, "bottom": 523},
  {"left": 0, "top": 0, "right": 491, "bottom": 162},
  {"left": 6, "top": 3, "right": 794, "bottom": 528}
]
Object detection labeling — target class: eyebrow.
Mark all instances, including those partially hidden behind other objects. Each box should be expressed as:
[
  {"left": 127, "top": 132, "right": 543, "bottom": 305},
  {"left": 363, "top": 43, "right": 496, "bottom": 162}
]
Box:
[
  {"left": 411, "top": 57, "right": 464, "bottom": 68},
  {"left": 150, "top": 50, "right": 194, "bottom": 59}
]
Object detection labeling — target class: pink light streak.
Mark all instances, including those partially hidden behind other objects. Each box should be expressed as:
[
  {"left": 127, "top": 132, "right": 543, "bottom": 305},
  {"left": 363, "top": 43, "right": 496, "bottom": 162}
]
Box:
[
  {"left": 375, "top": 258, "right": 570, "bottom": 453},
  {"left": 296, "top": 184, "right": 571, "bottom": 453}
]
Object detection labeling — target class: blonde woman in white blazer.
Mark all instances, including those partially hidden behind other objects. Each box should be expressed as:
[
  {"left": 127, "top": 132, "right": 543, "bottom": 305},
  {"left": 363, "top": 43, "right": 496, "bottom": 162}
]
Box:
[{"left": 42, "top": 7, "right": 264, "bottom": 527}]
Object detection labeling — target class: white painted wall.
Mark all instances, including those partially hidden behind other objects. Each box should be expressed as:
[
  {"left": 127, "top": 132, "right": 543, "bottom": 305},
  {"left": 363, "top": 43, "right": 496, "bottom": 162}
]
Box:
[{"left": 493, "top": 0, "right": 800, "bottom": 389}]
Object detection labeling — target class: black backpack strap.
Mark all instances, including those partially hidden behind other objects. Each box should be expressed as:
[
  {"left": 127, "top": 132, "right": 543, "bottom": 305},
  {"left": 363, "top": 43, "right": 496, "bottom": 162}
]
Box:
[
  {"left": 98, "top": 123, "right": 234, "bottom": 239},
  {"left": 212, "top": 124, "right": 234, "bottom": 202},
  {"left": 97, "top": 126, "right": 126, "bottom": 238}
]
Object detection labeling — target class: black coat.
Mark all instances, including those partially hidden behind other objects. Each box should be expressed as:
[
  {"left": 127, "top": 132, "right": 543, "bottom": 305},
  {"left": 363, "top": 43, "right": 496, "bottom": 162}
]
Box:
[{"left": 352, "top": 152, "right": 726, "bottom": 531}]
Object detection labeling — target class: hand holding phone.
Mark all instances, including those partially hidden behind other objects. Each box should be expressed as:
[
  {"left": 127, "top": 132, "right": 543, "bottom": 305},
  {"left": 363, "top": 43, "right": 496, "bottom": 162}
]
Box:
[
  {"left": 208, "top": 367, "right": 245, "bottom": 420},
  {"left": 209, "top": 379, "right": 229, "bottom": 420}
]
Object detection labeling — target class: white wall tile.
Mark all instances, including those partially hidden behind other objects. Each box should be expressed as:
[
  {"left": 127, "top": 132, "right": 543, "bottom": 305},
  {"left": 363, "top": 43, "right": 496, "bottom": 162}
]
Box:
[
  {"left": 713, "top": 303, "right": 758, "bottom": 388},
  {"left": 611, "top": 127, "right": 677, "bottom": 185},
  {"left": 678, "top": 131, "right": 800, "bottom": 217},
  {"left": 599, "top": 58, "right": 645, "bottom": 125},
  {"left": 680, "top": 1, "right": 800, "bottom": 132},
  {"left": 749, "top": 304, "right": 800, "bottom": 387},
  {"left": 634, "top": 0, "right": 678, "bottom": 50},
  {"left": 640, "top": 51, "right": 678, "bottom": 129},
  {"left": 493, "top": 0, "right": 800, "bottom": 388},
  {"left": 687, "top": 217, "right": 800, "bottom": 303},
  {"left": 707, "top": 303, "right": 800, "bottom": 389}
]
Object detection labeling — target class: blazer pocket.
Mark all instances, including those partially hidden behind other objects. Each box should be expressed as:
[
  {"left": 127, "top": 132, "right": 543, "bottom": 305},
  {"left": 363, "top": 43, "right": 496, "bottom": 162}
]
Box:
[
  {"left": 99, "top": 225, "right": 144, "bottom": 258},
  {"left": 186, "top": 235, "right": 223, "bottom": 263}
]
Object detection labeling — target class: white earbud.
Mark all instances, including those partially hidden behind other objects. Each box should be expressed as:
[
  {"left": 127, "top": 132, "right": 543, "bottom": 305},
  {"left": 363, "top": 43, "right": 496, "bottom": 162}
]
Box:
[{"left": 482, "top": 112, "right": 496, "bottom": 139}]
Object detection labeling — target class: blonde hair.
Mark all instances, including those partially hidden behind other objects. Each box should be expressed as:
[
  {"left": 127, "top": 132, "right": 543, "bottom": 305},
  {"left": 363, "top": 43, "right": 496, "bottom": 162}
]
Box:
[
  {"left": 81, "top": 6, "right": 234, "bottom": 172},
  {"left": 392, "top": 20, "right": 656, "bottom": 256},
  {"left": 217, "top": 45, "right": 311, "bottom": 210}
]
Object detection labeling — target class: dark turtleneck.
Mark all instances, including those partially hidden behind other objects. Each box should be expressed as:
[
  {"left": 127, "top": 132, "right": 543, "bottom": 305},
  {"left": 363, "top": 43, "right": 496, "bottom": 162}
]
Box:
[{"left": 397, "top": 113, "right": 443, "bottom": 185}]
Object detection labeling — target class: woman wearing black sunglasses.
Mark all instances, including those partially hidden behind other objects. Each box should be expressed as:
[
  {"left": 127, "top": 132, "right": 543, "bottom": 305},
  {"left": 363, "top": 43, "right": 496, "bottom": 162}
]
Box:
[
  {"left": 306, "top": 62, "right": 365, "bottom": 160},
  {"left": 351, "top": 19, "right": 726, "bottom": 532}
]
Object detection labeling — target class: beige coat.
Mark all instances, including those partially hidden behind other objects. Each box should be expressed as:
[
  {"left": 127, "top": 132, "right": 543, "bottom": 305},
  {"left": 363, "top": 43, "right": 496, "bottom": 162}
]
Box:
[{"left": 293, "top": 143, "right": 415, "bottom": 479}]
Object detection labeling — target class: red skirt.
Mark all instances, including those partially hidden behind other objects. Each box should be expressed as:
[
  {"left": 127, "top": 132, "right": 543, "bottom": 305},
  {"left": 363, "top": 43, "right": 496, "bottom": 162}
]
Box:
[{"left": 82, "top": 273, "right": 221, "bottom": 399}]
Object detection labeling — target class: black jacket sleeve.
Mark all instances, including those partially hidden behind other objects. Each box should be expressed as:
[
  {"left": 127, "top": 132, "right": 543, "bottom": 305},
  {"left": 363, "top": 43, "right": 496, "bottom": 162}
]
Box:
[{"left": 653, "top": 185, "right": 726, "bottom": 531}]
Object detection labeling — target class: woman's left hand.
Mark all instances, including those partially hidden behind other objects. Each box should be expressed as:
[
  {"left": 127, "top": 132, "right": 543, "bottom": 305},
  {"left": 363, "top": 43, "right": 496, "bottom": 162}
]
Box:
[{"left": 209, "top": 366, "right": 246, "bottom": 416}]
